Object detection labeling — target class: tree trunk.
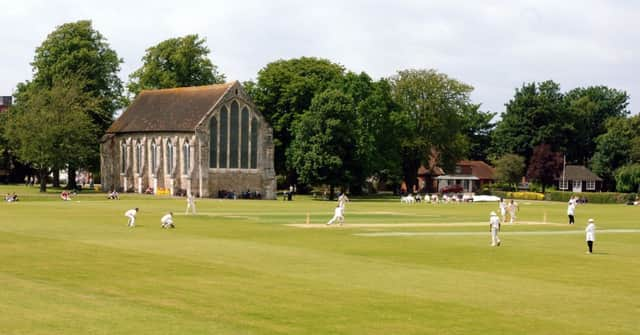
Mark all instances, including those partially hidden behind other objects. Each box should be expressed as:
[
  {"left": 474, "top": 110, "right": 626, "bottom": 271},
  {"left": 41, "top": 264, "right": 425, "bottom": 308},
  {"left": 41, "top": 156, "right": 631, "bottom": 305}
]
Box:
[
  {"left": 39, "top": 169, "right": 48, "bottom": 193},
  {"left": 67, "top": 166, "right": 77, "bottom": 190},
  {"left": 402, "top": 157, "right": 420, "bottom": 195},
  {"left": 52, "top": 170, "right": 60, "bottom": 187},
  {"left": 329, "top": 184, "right": 335, "bottom": 201}
]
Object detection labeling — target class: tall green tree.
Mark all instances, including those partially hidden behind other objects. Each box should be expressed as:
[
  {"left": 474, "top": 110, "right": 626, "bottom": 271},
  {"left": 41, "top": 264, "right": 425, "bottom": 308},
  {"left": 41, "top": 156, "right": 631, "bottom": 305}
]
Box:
[
  {"left": 251, "top": 57, "right": 345, "bottom": 182},
  {"left": 390, "top": 69, "right": 473, "bottom": 192},
  {"left": 460, "top": 104, "right": 495, "bottom": 161},
  {"left": 615, "top": 164, "right": 640, "bottom": 193},
  {"left": 493, "top": 154, "right": 526, "bottom": 191},
  {"left": 128, "top": 34, "right": 225, "bottom": 96},
  {"left": 4, "top": 77, "right": 99, "bottom": 192},
  {"left": 591, "top": 115, "right": 640, "bottom": 190},
  {"left": 288, "top": 90, "right": 358, "bottom": 199},
  {"left": 29, "top": 20, "right": 124, "bottom": 188},
  {"left": 32, "top": 20, "right": 124, "bottom": 133},
  {"left": 333, "top": 72, "right": 401, "bottom": 193},
  {"left": 565, "top": 86, "right": 629, "bottom": 164},
  {"left": 491, "top": 81, "right": 572, "bottom": 161}
]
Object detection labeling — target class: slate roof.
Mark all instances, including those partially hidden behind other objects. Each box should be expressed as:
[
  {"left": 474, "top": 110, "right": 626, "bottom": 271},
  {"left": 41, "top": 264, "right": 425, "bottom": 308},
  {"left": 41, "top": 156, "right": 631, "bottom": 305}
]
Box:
[
  {"left": 557, "top": 165, "right": 602, "bottom": 181},
  {"left": 107, "top": 82, "right": 235, "bottom": 133}
]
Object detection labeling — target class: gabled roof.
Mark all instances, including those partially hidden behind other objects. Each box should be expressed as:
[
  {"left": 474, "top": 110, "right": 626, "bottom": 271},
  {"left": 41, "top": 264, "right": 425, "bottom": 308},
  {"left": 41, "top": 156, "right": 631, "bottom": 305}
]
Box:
[
  {"left": 557, "top": 165, "right": 603, "bottom": 181},
  {"left": 458, "top": 160, "right": 495, "bottom": 180},
  {"left": 107, "top": 82, "right": 235, "bottom": 134}
]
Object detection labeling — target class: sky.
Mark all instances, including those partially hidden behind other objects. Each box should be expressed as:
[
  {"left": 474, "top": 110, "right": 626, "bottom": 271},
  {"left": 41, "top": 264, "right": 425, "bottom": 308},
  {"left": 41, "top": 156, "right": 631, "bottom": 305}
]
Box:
[{"left": 1, "top": 0, "right": 638, "bottom": 115}]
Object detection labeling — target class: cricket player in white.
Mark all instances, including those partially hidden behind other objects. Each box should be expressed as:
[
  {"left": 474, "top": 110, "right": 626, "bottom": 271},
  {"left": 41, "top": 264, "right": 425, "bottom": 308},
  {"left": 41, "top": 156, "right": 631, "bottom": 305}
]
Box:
[
  {"left": 585, "top": 218, "right": 596, "bottom": 254},
  {"left": 186, "top": 193, "right": 196, "bottom": 215},
  {"left": 338, "top": 192, "right": 349, "bottom": 210},
  {"left": 161, "top": 212, "right": 175, "bottom": 229},
  {"left": 326, "top": 205, "right": 344, "bottom": 226},
  {"left": 499, "top": 198, "right": 507, "bottom": 223},
  {"left": 125, "top": 208, "right": 138, "bottom": 227},
  {"left": 567, "top": 201, "right": 576, "bottom": 225},
  {"left": 508, "top": 199, "right": 518, "bottom": 224},
  {"left": 490, "top": 211, "right": 501, "bottom": 246}
]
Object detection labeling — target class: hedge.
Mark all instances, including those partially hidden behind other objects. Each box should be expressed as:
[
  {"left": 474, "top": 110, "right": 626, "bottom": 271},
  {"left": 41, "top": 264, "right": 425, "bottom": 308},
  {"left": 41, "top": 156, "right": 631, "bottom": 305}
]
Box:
[
  {"left": 544, "top": 191, "right": 636, "bottom": 204},
  {"left": 492, "top": 191, "right": 545, "bottom": 201}
]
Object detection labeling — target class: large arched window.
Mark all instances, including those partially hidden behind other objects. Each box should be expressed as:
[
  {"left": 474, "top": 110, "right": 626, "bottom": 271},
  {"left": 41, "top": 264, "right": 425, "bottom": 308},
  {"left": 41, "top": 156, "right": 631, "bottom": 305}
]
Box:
[
  {"left": 219, "top": 106, "right": 228, "bottom": 168},
  {"left": 209, "top": 117, "right": 218, "bottom": 168},
  {"left": 151, "top": 140, "right": 157, "bottom": 172},
  {"left": 250, "top": 118, "right": 259, "bottom": 169},
  {"left": 121, "top": 142, "right": 127, "bottom": 174},
  {"left": 135, "top": 140, "right": 142, "bottom": 174},
  {"left": 183, "top": 140, "right": 190, "bottom": 173},
  {"left": 229, "top": 101, "right": 239, "bottom": 168},
  {"left": 166, "top": 140, "right": 174, "bottom": 174},
  {"left": 240, "top": 107, "right": 249, "bottom": 169}
]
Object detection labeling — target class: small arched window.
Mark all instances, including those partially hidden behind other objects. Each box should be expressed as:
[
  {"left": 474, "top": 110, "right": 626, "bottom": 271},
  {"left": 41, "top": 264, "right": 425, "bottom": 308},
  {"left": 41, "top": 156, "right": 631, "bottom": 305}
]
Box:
[
  {"left": 151, "top": 140, "right": 157, "bottom": 172},
  {"left": 183, "top": 140, "right": 191, "bottom": 173},
  {"left": 166, "top": 140, "right": 174, "bottom": 174},
  {"left": 135, "top": 140, "right": 142, "bottom": 174},
  {"left": 121, "top": 142, "right": 127, "bottom": 174}
]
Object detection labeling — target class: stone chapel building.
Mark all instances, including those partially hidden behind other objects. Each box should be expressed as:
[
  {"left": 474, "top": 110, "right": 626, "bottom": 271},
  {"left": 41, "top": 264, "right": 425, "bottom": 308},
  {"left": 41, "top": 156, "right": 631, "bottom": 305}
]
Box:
[{"left": 100, "top": 81, "right": 276, "bottom": 199}]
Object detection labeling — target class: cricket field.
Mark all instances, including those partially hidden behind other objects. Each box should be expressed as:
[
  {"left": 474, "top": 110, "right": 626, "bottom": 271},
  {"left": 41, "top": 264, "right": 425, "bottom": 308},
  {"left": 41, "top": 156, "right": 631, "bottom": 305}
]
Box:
[{"left": 1, "top": 186, "right": 638, "bottom": 334}]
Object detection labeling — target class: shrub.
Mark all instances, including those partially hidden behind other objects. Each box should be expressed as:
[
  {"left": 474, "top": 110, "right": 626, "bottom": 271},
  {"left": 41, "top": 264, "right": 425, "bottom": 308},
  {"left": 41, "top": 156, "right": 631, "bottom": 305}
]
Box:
[
  {"left": 491, "top": 190, "right": 544, "bottom": 201},
  {"left": 544, "top": 191, "right": 632, "bottom": 204}
]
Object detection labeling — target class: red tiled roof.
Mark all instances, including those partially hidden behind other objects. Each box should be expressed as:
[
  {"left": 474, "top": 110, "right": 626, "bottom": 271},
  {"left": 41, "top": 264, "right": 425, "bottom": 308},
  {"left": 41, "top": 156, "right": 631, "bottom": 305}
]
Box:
[
  {"left": 107, "top": 82, "right": 235, "bottom": 133},
  {"left": 458, "top": 160, "right": 495, "bottom": 180}
]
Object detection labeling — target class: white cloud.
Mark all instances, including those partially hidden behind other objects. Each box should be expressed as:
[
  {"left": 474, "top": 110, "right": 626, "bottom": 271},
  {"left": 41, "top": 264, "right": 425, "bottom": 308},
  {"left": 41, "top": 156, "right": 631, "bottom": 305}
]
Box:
[{"left": 0, "top": 0, "right": 638, "bottom": 115}]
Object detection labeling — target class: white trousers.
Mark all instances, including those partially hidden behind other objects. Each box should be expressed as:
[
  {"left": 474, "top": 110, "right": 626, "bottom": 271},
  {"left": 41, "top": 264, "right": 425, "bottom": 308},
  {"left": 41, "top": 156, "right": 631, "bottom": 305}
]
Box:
[
  {"left": 327, "top": 214, "right": 344, "bottom": 225},
  {"left": 127, "top": 214, "right": 136, "bottom": 227},
  {"left": 186, "top": 202, "right": 196, "bottom": 214},
  {"left": 491, "top": 228, "right": 501, "bottom": 246}
]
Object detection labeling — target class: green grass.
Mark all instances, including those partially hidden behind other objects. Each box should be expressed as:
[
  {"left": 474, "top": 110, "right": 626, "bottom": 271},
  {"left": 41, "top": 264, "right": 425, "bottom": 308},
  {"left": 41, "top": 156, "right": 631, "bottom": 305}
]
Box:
[{"left": 1, "top": 185, "right": 639, "bottom": 334}]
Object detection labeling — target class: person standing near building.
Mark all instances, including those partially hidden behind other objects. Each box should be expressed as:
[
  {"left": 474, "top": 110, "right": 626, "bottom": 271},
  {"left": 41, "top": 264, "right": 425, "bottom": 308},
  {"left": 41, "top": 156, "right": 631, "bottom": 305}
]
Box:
[
  {"left": 326, "top": 205, "right": 345, "bottom": 226},
  {"left": 125, "top": 208, "right": 139, "bottom": 228},
  {"left": 585, "top": 218, "right": 596, "bottom": 254},
  {"left": 186, "top": 193, "right": 196, "bottom": 215},
  {"left": 161, "top": 212, "right": 175, "bottom": 229},
  {"left": 567, "top": 200, "right": 576, "bottom": 225},
  {"left": 490, "top": 211, "right": 501, "bottom": 246}
]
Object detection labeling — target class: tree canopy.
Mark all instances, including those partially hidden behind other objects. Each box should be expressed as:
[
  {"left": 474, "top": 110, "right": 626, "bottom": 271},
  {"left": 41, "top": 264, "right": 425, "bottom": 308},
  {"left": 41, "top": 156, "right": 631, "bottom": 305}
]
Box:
[
  {"left": 128, "top": 34, "right": 225, "bottom": 97},
  {"left": 288, "top": 89, "right": 358, "bottom": 197},
  {"left": 390, "top": 69, "right": 474, "bottom": 191},
  {"left": 493, "top": 154, "right": 526, "bottom": 190},
  {"left": 250, "top": 57, "right": 346, "bottom": 181},
  {"left": 526, "top": 144, "right": 563, "bottom": 192},
  {"left": 32, "top": 20, "right": 124, "bottom": 132},
  {"left": 4, "top": 77, "right": 99, "bottom": 192},
  {"left": 491, "top": 81, "right": 572, "bottom": 160},
  {"left": 565, "top": 86, "right": 629, "bottom": 164}
]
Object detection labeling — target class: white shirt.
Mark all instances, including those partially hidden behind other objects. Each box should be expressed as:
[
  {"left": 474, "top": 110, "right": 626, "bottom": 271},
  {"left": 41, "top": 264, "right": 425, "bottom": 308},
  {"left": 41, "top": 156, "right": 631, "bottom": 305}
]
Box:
[
  {"left": 161, "top": 214, "right": 173, "bottom": 224},
  {"left": 490, "top": 215, "right": 501, "bottom": 229},
  {"left": 585, "top": 223, "right": 596, "bottom": 241},
  {"left": 567, "top": 203, "right": 575, "bottom": 216},
  {"left": 124, "top": 209, "right": 137, "bottom": 217}
]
